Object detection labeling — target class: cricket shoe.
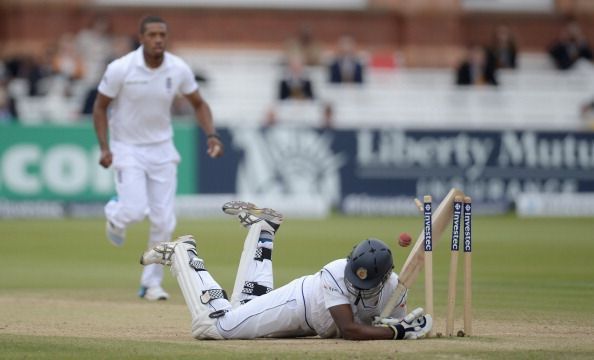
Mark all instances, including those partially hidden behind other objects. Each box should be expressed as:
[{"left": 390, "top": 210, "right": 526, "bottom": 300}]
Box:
[
  {"left": 138, "top": 285, "right": 170, "bottom": 301},
  {"left": 222, "top": 201, "right": 283, "bottom": 232},
  {"left": 140, "top": 235, "right": 196, "bottom": 266},
  {"left": 106, "top": 221, "right": 126, "bottom": 247},
  {"left": 399, "top": 307, "right": 433, "bottom": 340}
]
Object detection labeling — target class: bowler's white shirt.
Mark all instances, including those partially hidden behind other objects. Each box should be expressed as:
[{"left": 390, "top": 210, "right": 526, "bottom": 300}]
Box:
[
  {"left": 98, "top": 46, "right": 198, "bottom": 145},
  {"left": 303, "top": 259, "right": 405, "bottom": 338}
]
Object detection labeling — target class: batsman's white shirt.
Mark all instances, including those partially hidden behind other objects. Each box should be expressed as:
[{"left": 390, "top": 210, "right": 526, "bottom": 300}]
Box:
[
  {"left": 215, "top": 259, "right": 405, "bottom": 339},
  {"left": 98, "top": 46, "right": 198, "bottom": 145},
  {"left": 305, "top": 259, "right": 403, "bottom": 337}
]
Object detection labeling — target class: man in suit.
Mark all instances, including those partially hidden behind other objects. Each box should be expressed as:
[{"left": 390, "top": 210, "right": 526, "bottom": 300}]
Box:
[{"left": 329, "top": 36, "right": 364, "bottom": 84}]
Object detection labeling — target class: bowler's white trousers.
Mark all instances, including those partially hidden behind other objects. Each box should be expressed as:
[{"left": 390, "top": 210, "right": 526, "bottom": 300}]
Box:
[{"left": 106, "top": 139, "right": 180, "bottom": 288}]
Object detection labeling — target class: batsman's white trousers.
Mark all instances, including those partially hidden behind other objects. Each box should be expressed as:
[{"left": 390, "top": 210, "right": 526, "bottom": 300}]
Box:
[
  {"left": 105, "top": 140, "right": 180, "bottom": 288},
  {"left": 215, "top": 276, "right": 316, "bottom": 339}
]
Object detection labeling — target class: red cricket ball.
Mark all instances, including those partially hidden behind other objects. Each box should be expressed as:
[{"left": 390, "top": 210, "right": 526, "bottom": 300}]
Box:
[{"left": 398, "top": 232, "right": 412, "bottom": 247}]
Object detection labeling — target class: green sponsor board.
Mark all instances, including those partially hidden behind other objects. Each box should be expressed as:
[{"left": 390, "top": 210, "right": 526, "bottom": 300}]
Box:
[
  {"left": 174, "top": 123, "right": 197, "bottom": 196},
  {"left": 0, "top": 123, "right": 196, "bottom": 200}
]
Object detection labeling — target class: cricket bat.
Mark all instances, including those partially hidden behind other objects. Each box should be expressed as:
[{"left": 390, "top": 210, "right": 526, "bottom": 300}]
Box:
[{"left": 379, "top": 188, "right": 465, "bottom": 319}]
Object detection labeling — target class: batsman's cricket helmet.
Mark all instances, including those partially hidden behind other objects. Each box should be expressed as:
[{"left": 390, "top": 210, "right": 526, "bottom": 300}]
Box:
[{"left": 344, "top": 238, "right": 393, "bottom": 298}]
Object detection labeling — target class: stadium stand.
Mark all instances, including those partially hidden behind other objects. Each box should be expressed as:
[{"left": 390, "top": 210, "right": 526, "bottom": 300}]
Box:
[
  {"left": 9, "top": 48, "right": 594, "bottom": 130},
  {"left": 174, "top": 48, "right": 594, "bottom": 130}
]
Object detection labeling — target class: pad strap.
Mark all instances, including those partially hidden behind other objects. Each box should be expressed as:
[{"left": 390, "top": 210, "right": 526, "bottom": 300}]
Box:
[
  {"left": 254, "top": 247, "right": 272, "bottom": 262},
  {"left": 200, "top": 289, "right": 228, "bottom": 304},
  {"left": 208, "top": 309, "right": 227, "bottom": 319},
  {"left": 189, "top": 255, "right": 207, "bottom": 272},
  {"left": 242, "top": 281, "right": 273, "bottom": 296}
]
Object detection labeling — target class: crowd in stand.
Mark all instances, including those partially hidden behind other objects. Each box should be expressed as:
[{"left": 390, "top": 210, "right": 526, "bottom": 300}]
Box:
[
  {"left": 1, "top": 18, "right": 594, "bottom": 128},
  {"left": 0, "top": 16, "right": 135, "bottom": 124},
  {"left": 454, "top": 20, "right": 593, "bottom": 88}
]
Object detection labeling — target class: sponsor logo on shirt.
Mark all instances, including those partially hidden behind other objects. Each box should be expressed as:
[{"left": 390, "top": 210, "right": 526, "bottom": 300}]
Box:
[
  {"left": 124, "top": 80, "right": 149, "bottom": 85},
  {"left": 323, "top": 283, "right": 341, "bottom": 293}
]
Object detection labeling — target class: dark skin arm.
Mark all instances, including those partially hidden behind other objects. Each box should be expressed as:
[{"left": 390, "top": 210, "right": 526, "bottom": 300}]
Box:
[
  {"left": 93, "top": 92, "right": 114, "bottom": 168},
  {"left": 329, "top": 304, "right": 395, "bottom": 340},
  {"left": 185, "top": 90, "right": 223, "bottom": 158}
]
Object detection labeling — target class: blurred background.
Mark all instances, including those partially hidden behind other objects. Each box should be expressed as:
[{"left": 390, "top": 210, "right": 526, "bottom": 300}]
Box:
[{"left": 1, "top": 0, "right": 594, "bottom": 219}]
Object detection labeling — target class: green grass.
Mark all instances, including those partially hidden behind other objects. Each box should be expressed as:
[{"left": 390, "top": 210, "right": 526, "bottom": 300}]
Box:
[{"left": 1, "top": 215, "right": 593, "bottom": 358}]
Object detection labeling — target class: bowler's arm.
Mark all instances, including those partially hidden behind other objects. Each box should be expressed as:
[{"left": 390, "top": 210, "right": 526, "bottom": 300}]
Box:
[
  {"left": 185, "top": 90, "right": 223, "bottom": 158},
  {"left": 93, "top": 92, "right": 113, "bottom": 168}
]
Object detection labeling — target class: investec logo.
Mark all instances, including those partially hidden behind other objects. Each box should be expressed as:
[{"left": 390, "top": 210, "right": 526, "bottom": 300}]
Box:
[
  {"left": 451, "top": 202, "right": 461, "bottom": 251},
  {"left": 0, "top": 144, "right": 113, "bottom": 197},
  {"left": 424, "top": 203, "right": 432, "bottom": 252},
  {"left": 463, "top": 203, "right": 472, "bottom": 252}
]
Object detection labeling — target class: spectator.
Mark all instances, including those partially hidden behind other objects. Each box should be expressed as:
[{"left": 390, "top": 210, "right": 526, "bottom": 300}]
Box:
[
  {"left": 548, "top": 21, "right": 593, "bottom": 70},
  {"left": 456, "top": 45, "right": 498, "bottom": 86},
  {"left": 486, "top": 25, "right": 517, "bottom": 70},
  {"left": 4, "top": 54, "right": 49, "bottom": 96},
  {"left": 263, "top": 106, "right": 278, "bottom": 128},
  {"left": 0, "top": 78, "right": 18, "bottom": 123},
  {"left": 110, "top": 35, "right": 136, "bottom": 61},
  {"left": 580, "top": 99, "right": 594, "bottom": 125},
  {"left": 81, "top": 84, "right": 99, "bottom": 116},
  {"left": 322, "top": 102, "right": 334, "bottom": 129},
  {"left": 52, "top": 33, "right": 85, "bottom": 81},
  {"left": 80, "top": 36, "right": 134, "bottom": 117},
  {"left": 284, "top": 25, "right": 323, "bottom": 67},
  {"left": 279, "top": 56, "right": 314, "bottom": 100},
  {"left": 75, "top": 15, "right": 113, "bottom": 84},
  {"left": 328, "top": 36, "right": 365, "bottom": 84}
]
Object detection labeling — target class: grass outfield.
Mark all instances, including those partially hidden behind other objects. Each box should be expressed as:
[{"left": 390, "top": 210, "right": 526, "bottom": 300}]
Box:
[{"left": 0, "top": 215, "right": 593, "bottom": 359}]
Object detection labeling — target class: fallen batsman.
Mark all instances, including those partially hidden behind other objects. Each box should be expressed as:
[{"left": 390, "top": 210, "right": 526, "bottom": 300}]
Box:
[{"left": 140, "top": 201, "right": 432, "bottom": 340}]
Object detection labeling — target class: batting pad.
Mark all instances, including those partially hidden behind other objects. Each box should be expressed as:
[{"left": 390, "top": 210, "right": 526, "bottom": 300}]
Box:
[
  {"left": 170, "top": 242, "right": 226, "bottom": 339},
  {"left": 231, "top": 222, "right": 262, "bottom": 307}
]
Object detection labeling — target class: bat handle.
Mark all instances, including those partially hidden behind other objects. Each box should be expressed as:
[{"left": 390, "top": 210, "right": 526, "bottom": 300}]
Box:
[{"left": 380, "top": 281, "right": 408, "bottom": 318}]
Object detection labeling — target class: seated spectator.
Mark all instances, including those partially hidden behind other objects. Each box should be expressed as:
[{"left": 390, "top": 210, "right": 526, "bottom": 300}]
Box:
[
  {"left": 486, "top": 25, "right": 517, "bottom": 70},
  {"left": 279, "top": 56, "right": 314, "bottom": 100},
  {"left": 75, "top": 15, "right": 113, "bottom": 84},
  {"left": 581, "top": 99, "right": 594, "bottom": 130},
  {"left": 456, "top": 45, "right": 498, "bottom": 86},
  {"left": 80, "top": 36, "right": 134, "bottom": 118},
  {"left": 548, "top": 21, "right": 593, "bottom": 70},
  {"left": 109, "top": 35, "right": 135, "bottom": 62},
  {"left": 80, "top": 86, "right": 98, "bottom": 116},
  {"left": 328, "top": 36, "right": 365, "bottom": 84},
  {"left": 321, "top": 102, "right": 334, "bottom": 129},
  {"left": 4, "top": 54, "right": 49, "bottom": 96},
  {"left": 0, "top": 77, "right": 18, "bottom": 123},
  {"left": 284, "top": 25, "right": 323, "bottom": 67},
  {"left": 52, "top": 33, "right": 85, "bottom": 81}
]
